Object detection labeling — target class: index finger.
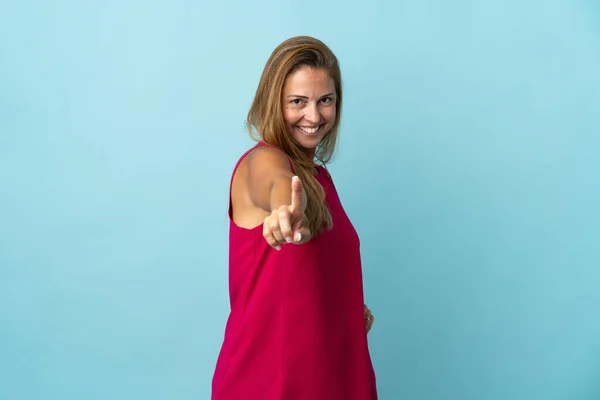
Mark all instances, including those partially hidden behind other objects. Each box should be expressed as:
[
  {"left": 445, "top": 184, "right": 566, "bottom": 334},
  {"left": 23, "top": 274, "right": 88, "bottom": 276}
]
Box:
[{"left": 289, "top": 176, "right": 303, "bottom": 215}]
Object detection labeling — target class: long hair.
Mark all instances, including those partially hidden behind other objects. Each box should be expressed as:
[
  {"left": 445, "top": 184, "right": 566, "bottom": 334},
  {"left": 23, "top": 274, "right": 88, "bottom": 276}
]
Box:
[{"left": 246, "top": 36, "right": 342, "bottom": 235}]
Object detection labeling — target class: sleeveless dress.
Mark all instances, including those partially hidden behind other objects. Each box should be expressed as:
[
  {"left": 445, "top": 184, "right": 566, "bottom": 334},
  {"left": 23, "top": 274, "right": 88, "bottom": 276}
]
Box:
[{"left": 212, "top": 142, "right": 377, "bottom": 400}]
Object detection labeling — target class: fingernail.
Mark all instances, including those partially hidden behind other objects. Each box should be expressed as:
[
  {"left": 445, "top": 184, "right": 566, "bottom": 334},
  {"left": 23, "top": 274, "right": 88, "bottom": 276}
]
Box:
[
  {"left": 295, "top": 233, "right": 302, "bottom": 242},
  {"left": 275, "top": 245, "right": 281, "bottom": 251},
  {"left": 285, "top": 237, "right": 293, "bottom": 243}
]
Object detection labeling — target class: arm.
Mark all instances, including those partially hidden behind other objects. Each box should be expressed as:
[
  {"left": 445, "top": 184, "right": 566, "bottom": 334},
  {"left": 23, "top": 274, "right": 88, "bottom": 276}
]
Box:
[
  {"left": 245, "top": 147, "right": 310, "bottom": 249},
  {"left": 245, "top": 146, "right": 307, "bottom": 213}
]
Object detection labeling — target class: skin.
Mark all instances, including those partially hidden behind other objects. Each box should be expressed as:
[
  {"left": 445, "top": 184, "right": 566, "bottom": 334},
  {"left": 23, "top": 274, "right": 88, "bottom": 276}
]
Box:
[
  {"left": 231, "top": 66, "right": 374, "bottom": 333},
  {"left": 365, "top": 305, "right": 374, "bottom": 334},
  {"left": 282, "top": 67, "right": 337, "bottom": 159}
]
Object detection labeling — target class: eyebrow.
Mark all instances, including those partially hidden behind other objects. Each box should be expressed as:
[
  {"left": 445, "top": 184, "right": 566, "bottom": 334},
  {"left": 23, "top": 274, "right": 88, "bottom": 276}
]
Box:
[{"left": 286, "top": 92, "right": 336, "bottom": 99}]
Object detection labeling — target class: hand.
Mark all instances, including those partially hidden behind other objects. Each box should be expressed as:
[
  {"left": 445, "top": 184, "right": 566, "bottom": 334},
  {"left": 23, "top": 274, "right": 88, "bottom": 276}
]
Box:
[
  {"left": 263, "top": 176, "right": 311, "bottom": 250},
  {"left": 365, "top": 304, "right": 374, "bottom": 334}
]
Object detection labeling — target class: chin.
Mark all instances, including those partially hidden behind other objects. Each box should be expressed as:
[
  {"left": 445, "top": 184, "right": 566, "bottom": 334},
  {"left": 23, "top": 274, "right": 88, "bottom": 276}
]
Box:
[{"left": 292, "top": 135, "right": 322, "bottom": 153}]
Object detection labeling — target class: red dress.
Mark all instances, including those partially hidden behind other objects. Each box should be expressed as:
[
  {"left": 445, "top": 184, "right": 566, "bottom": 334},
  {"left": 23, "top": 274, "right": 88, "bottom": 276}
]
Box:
[{"left": 212, "top": 143, "right": 377, "bottom": 399}]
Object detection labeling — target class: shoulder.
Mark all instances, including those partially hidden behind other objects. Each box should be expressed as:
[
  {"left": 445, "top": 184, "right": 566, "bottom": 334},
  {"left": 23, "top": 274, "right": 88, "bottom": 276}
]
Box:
[
  {"left": 244, "top": 144, "right": 294, "bottom": 175},
  {"left": 231, "top": 144, "right": 295, "bottom": 217}
]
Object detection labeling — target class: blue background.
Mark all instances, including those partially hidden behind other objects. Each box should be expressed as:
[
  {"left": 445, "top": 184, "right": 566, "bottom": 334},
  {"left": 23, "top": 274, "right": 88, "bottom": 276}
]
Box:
[{"left": 1, "top": 0, "right": 599, "bottom": 399}]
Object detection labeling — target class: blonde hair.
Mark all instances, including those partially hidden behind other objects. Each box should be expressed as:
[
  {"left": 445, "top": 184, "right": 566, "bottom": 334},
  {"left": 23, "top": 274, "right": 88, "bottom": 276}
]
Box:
[{"left": 247, "top": 36, "right": 343, "bottom": 235}]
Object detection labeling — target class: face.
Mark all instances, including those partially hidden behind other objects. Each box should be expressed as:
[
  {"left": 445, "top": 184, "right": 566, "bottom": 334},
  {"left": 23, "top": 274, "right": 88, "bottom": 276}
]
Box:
[{"left": 282, "top": 67, "right": 337, "bottom": 157}]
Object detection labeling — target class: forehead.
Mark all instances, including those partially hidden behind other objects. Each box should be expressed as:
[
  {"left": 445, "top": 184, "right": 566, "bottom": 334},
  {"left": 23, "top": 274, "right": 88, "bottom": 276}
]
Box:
[{"left": 283, "top": 67, "right": 335, "bottom": 94}]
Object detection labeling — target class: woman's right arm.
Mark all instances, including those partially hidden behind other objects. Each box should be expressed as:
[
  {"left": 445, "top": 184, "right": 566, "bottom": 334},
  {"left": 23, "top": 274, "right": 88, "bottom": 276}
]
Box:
[{"left": 244, "top": 147, "right": 310, "bottom": 249}]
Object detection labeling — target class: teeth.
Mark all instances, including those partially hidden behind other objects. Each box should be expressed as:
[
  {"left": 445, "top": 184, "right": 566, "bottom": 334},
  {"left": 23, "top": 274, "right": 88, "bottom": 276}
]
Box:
[{"left": 299, "top": 126, "right": 319, "bottom": 134}]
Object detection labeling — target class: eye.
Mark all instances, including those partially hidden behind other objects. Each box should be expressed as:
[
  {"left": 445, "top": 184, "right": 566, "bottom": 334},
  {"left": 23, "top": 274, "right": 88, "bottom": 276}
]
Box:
[
  {"left": 319, "top": 97, "right": 332, "bottom": 104},
  {"left": 290, "top": 99, "right": 303, "bottom": 105}
]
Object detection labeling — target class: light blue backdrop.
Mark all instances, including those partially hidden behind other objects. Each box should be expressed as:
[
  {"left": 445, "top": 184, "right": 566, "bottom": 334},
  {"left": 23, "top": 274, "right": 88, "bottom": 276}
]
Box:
[{"left": 1, "top": 1, "right": 599, "bottom": 399}]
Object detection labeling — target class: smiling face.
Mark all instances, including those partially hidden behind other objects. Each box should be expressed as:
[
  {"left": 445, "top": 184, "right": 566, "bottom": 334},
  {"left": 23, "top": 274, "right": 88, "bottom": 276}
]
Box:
[{"left": 281, "top": 67, "right": 337, "bottom": 158}]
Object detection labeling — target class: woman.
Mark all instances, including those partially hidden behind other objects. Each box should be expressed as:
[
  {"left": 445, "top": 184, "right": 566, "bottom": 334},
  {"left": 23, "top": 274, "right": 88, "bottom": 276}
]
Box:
[{"left": 212, "top": 36, "right": 377, "bottom": 400}]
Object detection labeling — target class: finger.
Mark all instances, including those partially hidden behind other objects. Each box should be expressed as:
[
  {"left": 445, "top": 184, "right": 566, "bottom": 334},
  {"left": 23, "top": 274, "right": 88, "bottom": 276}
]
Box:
[
  {"left": 277, "top": 207, "right": 294, "bottom": 243},
  {"left": 366, "top": 314, "right": 374, "bottom": 333},
  {"left": 289, "top": 176, "right": 303, "bottom": 216},
  {"left": 293, "top": 226, "right": 311, "bottom": 244},
  {"left": 365, "top": 306, "right": 374, "bottom": 329},
  {"left": 292, "top": 214, "right": 310, "bottom": 244},
  {"left": 268, "top": 213, "right": 286, "bottom": 244},
  {"left": 263, "top": 217, "right": 281, "bottom": 251}
]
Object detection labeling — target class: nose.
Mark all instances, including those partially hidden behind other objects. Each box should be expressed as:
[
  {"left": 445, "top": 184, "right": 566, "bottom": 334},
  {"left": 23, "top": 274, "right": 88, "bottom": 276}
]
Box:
[{"left": 304, "top": 103, "right": 321, "bottom": 125}]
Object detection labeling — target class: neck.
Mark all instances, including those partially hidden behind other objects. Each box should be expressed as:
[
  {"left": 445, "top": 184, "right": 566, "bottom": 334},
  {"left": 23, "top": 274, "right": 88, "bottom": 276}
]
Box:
[{"left": 300, "top": 147, "right": 316, "bottom": 161}]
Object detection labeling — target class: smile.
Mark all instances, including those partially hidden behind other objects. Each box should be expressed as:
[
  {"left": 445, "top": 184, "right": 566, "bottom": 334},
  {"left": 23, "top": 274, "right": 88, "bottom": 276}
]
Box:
[{"left": 297, "top": 125, "right": 322, "bottom": 135}]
